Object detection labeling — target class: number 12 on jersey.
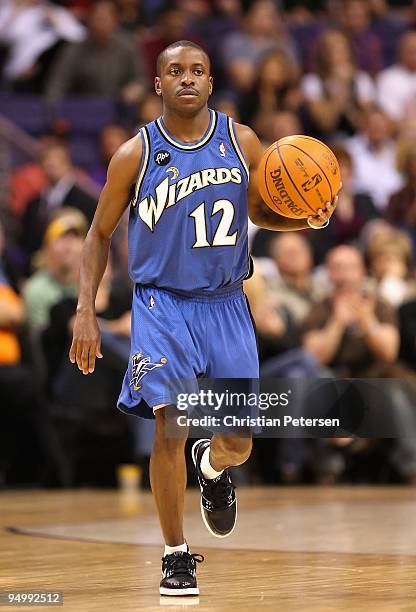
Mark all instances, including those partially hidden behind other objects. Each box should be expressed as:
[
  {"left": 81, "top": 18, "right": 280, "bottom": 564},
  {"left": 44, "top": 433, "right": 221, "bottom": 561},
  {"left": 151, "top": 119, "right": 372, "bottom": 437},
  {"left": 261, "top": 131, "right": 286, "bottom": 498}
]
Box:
[{"left": 189, "top": 199, "right": 237, "bottom": 248}]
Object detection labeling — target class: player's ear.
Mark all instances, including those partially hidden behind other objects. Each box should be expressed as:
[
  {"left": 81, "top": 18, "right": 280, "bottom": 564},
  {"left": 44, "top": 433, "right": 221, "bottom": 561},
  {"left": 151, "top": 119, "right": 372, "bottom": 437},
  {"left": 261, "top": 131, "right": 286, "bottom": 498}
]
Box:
[
  {"left": 208, "top": 76, "right": 213, "bottom": 96},
  {"left": 155, "top": 77, "right": 162, "bottom": 97}
]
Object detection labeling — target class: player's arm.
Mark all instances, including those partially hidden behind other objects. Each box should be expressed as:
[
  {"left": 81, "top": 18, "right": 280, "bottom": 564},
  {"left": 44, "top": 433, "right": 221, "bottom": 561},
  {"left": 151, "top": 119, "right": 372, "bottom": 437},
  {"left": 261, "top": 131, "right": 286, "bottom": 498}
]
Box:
[
  {"left": 69, "top": 134, "right": 142, "bottom": 375},
  {"left": 235, "top": 123, "right": 337, "bottom": 231}
]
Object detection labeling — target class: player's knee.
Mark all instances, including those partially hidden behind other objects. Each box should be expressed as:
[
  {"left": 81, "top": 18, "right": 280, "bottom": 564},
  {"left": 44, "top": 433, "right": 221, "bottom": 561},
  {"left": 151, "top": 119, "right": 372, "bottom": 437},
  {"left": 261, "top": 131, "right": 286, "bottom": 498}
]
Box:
[
  {"left": 154, "top": 405, "right": 188, "bottom": 453},
  {"left": 217, "top": 434, "right": 252, "bottom": 465}
]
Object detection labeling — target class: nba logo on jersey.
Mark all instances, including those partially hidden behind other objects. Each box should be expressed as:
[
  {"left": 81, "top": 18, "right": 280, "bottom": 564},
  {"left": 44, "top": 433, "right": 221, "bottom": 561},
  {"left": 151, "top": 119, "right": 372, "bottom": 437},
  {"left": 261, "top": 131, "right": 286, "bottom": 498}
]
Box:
[{"left": 219, "top": 142, "right": 226, "bottom": 157}]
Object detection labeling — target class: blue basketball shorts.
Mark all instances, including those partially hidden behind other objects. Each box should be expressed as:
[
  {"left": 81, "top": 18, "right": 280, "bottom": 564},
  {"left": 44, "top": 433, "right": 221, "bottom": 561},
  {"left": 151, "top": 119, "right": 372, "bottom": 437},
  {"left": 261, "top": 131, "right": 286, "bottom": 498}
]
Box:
[{"left": 117, "top": 284, "right": 259, "bottom": 419}]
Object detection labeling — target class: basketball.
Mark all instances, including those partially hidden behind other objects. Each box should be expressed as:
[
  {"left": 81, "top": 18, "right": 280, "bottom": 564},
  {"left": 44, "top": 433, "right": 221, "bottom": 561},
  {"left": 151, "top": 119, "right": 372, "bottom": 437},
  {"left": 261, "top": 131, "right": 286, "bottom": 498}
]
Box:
[{"left": 257, "top": 135, "right": 342, "bottom": 219}]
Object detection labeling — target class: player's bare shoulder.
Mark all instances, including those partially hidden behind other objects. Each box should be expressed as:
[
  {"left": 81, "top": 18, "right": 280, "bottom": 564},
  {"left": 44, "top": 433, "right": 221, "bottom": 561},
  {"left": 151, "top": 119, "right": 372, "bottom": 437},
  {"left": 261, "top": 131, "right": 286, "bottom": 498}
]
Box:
[
  {"left": 233, "top": 122, "right": 263, "bottom": 168},
  {"left": 92, "top": 132, "right": 143, "bottom": 235},
  {"left": 106, "top": 132, "right": 143, "bottom": 188}
]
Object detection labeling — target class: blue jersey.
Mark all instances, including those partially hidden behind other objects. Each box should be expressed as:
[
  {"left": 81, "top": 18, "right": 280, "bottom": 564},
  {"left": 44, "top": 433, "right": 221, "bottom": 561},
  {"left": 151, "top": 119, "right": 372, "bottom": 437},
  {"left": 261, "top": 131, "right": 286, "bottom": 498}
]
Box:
[{"left": 127, "top": 109, "right": 251, "bottom": 295}]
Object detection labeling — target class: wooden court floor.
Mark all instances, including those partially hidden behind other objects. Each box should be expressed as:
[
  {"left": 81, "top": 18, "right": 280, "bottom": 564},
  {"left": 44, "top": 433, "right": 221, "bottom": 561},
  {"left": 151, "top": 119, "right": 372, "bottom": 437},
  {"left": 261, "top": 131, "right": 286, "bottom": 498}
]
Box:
[{"left": 1, "top": 486, "right": 416, "bottom": 611}]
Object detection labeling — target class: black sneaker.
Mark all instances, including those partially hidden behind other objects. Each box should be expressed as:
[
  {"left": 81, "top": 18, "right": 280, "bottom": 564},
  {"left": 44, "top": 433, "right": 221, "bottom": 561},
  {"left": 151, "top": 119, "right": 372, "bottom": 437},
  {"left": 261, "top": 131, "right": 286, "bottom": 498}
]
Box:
[
  {"left": 159, "top": 549, "right": 204, "bottom": 596},
  {"left": 191, "top": 439, "right": 237, "bottom": 538}
]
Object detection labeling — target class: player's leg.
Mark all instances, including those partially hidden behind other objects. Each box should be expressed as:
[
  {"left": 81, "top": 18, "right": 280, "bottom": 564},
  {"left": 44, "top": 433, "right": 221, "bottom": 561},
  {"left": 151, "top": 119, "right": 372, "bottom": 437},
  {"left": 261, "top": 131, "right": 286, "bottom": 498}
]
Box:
[
  {"left": 152, "top": 404, "right": 204, "bottom": 597},
  {"left": 192, "top": 291, "right": 259, "bottom": 538},
  {"left": 150, "top": 404, "right": 188, "bottom": 547},
  {"left": 117, "top": 286, "right": 205, "bottom": 595},
  {"left": 209, "top": 431, "right": 253, "bottom": 471}
]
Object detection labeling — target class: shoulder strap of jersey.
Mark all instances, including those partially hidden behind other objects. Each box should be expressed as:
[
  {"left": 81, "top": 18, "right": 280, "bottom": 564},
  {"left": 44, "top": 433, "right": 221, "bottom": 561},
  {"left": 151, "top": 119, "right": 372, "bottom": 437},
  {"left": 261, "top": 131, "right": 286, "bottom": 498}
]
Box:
[
  {"left": 131, "top": 125, "right": 151, "bottom": 207},
  {"left": 226, "top": 116, "right": 249, "bottom": 180}
]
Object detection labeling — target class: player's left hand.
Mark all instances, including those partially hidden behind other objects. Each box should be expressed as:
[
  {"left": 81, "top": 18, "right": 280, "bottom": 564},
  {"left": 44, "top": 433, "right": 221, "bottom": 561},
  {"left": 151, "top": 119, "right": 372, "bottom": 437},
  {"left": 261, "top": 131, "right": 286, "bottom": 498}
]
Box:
[{"left": 307, "top": 188, "right": 341, "bottom": 228}]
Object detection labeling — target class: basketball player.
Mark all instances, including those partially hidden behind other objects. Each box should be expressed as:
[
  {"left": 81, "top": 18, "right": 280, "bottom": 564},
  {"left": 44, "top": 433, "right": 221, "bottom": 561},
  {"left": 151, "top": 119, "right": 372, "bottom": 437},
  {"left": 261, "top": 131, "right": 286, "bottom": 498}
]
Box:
[{"left": 69, "top": 41, "right": 337, "bottom": 596}]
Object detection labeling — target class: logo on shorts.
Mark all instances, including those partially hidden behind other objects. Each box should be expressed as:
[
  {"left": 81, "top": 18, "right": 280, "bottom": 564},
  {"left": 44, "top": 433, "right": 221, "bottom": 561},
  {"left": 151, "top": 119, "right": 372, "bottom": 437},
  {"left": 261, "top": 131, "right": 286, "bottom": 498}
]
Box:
[
  {"left": 154, "top": 150, "right": 171, "bottom": 166},
  {"left": 130, "top": 352, "right": 167, "bottom": 391}
]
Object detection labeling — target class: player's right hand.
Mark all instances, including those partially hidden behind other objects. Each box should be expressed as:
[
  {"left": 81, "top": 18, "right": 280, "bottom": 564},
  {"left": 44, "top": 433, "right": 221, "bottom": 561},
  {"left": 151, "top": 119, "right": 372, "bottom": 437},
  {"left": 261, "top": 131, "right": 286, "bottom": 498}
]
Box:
[{"left": 69, "top": 309, "right": 103, "bottom": 375}]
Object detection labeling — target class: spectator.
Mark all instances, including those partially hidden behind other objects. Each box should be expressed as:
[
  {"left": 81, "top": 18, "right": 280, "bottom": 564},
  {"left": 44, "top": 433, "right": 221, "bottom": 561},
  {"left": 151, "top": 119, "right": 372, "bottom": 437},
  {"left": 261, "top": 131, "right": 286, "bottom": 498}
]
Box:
[
  {"left": 23, "top": 208, "right": 87, "bottom": 330},
  {"left": 221, "top": 0, "right": 298, "bottom": 92},
  {"left": 309, "top": 145, "right": 379, "bottom": 262},
  {"left": 340, "top": 0, "right": 383, "bottom": 74},
  {"left": 211, "top": 93, "right": 240, "bottom": 122},
  {"left": 303, "top": 245, "right": 399, "bottom": 376},
  {"left": 0, "top": 0, "right": 86, "bottom": 93},
  {"left": 345, "top": 107, "right": 403, "bottom": 210},
  {"left": 359, "top": 216, "right": 396, "bottom": 251},
  {"left": 302, "top": 29, "right": 375, "bottom": 136},
  {"left": 366, "top": 226, "right": 416, "bottom": 306},
  {"left": 20, "top": 142, "right": 96, "bottom": 264},
  {"left": 399, "top": 297, "right": 416, "bottom": 370},
  {"left": 303, "top": 245, "right": 416, "bottom": 485},
  {"left": 0, "top": 217, "right": 65, "bottom": 487},
  {"left": 377, "top": 31, "right": 416, "bottom": 123},
  {"left": 262, "top": 110, "right": 302, "bottom": 146},
  {"left": 244, "top": 264, "right": 293, "bottom": 363},
  {"left": 116, "top": 0, "right": 146, "bottom": 33},
  {"left": 40, "top": 238, "right": 135, "bottom": 486},
  {"left": 9, "top": 158, "right": 48, "bottom": 219},
  {"left": 41, "top": 253, "right": 132, "bottom": 391},
  {"left": 203, "top": 0, "right": 242, "bottom": 90},
  {"left": 268, "top": 232, "right": 322, "bottom": 327},
  {"left": 178, "top": 0, "right": 214, "bottom": 44},
  {"left": 386, "top": 141, "right": 416, "bottom": 236},
  {"left": 371, "top": 0, "right": 410, "bottom": 68},
  {"left": 136, "top": 92, "right": 163, "bottom": 127},
  {"left": 238, "top": 50, "right": 302, "bottom": 138},
  {"left": 45, "top": 0, "right": 147, "bottom": 103},
  {"left": 141, "top": 6, "right": 203, "bottom": 81},
  {"left": 89, "top": 124, "right": 129, "bottom": 187},
  {"left": 286, "top": 1, "right": 326, "bottom": 73},
  {"left": 0, "top": 222, "right": 25, "bottom": 366},
  {"left": 247, "top": 243, "right": 326, "bottom": 485}
]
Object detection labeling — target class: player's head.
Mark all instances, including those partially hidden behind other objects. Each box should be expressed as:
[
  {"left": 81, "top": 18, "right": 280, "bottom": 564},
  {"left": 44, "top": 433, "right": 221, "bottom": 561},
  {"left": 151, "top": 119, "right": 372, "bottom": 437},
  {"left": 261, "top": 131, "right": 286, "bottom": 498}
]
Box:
[{"left": 155, "top": 41, "right": 213, "bottom": 115}]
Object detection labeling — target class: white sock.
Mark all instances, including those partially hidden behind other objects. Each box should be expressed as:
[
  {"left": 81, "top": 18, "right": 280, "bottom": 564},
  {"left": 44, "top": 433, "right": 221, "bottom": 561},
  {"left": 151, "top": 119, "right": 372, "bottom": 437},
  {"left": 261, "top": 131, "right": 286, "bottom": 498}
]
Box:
[
  {"left": 164, "top": 542, "right": 188, "bottom": 556},
  {"left": 200, "top": 446, "right": 223, "bottom": 479}
]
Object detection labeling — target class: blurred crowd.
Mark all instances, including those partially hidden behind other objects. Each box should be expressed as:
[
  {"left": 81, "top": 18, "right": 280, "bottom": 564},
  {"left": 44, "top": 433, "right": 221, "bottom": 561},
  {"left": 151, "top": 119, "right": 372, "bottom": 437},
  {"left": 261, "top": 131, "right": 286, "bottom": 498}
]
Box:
[{"left": 1, "top": 0, "right": 416, "bottom": 488}]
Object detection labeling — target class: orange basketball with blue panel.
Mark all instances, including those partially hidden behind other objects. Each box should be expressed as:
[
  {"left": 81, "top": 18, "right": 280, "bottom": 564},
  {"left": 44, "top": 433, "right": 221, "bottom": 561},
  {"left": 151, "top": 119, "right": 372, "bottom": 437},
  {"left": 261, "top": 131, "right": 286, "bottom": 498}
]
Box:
[{"left": 257, "top": 135, "right": 342, "bottom": 219}]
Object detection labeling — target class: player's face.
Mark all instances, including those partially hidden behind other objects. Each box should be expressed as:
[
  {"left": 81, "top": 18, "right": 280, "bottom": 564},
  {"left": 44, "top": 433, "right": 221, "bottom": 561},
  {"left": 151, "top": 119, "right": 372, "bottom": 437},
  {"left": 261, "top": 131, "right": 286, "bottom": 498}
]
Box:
[{"left": 155, "top": 47, "right": 213, "bottom": 115}]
